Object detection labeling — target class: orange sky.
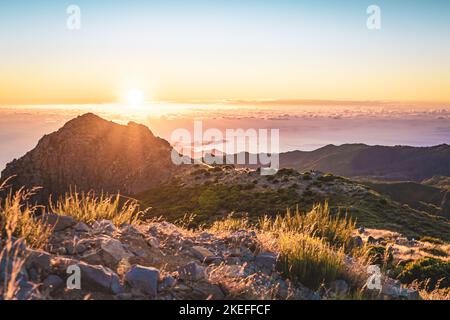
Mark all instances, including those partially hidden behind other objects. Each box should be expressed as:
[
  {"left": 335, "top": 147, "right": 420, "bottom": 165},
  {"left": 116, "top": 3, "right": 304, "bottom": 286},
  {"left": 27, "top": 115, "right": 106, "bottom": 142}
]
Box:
[{"left": 1, "top": 1, "right": 450, "bottom": 105}]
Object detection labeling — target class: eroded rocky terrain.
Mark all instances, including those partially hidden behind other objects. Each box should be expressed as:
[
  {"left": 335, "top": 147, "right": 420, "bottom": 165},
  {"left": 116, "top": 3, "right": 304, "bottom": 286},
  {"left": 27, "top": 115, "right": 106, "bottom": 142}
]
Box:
[{"left": 1, "top": 213, "right": 433, "bottom": 300}]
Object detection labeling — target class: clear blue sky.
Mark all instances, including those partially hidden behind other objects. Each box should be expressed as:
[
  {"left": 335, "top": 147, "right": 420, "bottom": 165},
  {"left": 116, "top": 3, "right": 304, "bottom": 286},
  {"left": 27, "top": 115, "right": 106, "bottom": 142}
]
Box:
[{"left": 1, "top": 0, "right": 450, "bottom": 104}]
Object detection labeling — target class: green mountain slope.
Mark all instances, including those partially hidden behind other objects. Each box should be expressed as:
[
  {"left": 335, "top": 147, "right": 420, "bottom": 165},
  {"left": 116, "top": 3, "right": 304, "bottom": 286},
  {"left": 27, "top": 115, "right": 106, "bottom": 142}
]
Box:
[{"left": 137, "top": 167, "right": 450, "bottom": 241}]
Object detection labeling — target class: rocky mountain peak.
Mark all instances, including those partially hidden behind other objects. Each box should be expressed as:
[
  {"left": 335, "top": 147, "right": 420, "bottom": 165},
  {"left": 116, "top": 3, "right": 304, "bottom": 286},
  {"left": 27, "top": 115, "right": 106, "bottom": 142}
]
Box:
[{"left": 1, "top": 114, "right": 177, "bottom": 201}]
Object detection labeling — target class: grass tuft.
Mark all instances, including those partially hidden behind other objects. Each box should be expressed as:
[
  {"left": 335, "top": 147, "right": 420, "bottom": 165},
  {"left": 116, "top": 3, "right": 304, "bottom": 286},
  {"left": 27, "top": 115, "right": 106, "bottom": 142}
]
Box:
[
  {"left": 0, "top": 238, "right": 29, "bottom": 300},
  {"left": 259, "top": 203, "right": 356, "bottom": 251},
  {"left": 0, "top": 182, "right": 35, "bottom": 300},
  {"left": 277, "top": 232, "right": 346, "bottom": 290},
  {"left": 0, "top": 187, "right": 52, "bottom": 249},
  {"left": 50, "top": 190, "right": 144, "bottom": 226},
  {"left": 209, "top": 215, "right": 250, "bottom": 232}
]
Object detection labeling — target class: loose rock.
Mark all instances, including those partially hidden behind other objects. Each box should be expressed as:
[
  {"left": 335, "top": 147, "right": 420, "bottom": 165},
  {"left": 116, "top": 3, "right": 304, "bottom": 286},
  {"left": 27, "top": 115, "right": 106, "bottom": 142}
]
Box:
[
  {"left": 191, "top": 246, "right": 215, "bottom": 263},
  {"left": 100, "top": 238, "right": 133, "bottom": 264},
  {"left": 125, "top": 265, "right": 160, "bottom": 297},
  {"left": 43, "top": 275, "right": 64, "bottom": 293},
  {"left": 26, "top": 250, "right": 52, "bottom": 273},
  {"left": 74, "top": 222, "right": 91, "bottom": 233},
  {"left": 78, "top": 262, "right": 123, "bottom": 294},
  {"left": 92, "top": 220, "right": 117, "bottom": 235},
  {"left": 329, "top": 280, "right": 349, "bottom": 297},
  {"left": 43, "top": 214, "right": 77, "bottom": 232},
  {"left": 255, "top": 252, "right": 278, "bottom": 270},
  {"left": 178, "top": 262, "right": 206, "bottom": 281}
]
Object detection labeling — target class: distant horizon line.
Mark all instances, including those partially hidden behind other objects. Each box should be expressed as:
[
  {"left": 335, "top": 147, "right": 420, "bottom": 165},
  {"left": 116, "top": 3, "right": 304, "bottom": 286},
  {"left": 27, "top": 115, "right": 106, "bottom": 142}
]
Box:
[{"left": 1, "top": 98, "right": 450, "bottom": 107}]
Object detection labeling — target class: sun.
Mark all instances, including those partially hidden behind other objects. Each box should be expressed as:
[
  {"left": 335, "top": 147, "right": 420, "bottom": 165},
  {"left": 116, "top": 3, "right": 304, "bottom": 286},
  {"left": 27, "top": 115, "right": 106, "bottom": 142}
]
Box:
[{"left": 125, "top": 88, "right": 144, "bottom": 107}]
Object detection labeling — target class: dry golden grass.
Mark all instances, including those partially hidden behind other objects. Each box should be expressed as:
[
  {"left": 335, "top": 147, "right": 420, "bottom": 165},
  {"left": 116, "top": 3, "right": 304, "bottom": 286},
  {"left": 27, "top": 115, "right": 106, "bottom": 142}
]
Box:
[
  {"left": 358, "top": 228, "right": 450, "bottom": 262},
  {"left": 0, "top": 238, "right": 29, "bottom": 300},
  {"left": 0, "top": 187, "right": 52, "bottom": 249},
  {"left": 207, "top": 262, "right": 288, "bottom": 300},
  {"left": 0, "top": 181, "right": 35, "bottom": 300},
  {"left": 259, "top": 203, "right": 355, "bottom": 251},
  {"left": 419, "top": 288, "right": 450, "bottom": 300},
  {"left": 277, "top": 232, "right": 346, "bottom": 290},
  {"left": 411, "top": 280, "right": 450, "bottom": 300},
  {"left": 50, "top": 190, "right": 145, "bottom": 226},
  {"left": 211, "top": 203, "right": 355, "bottom": 291},
  {"left": 209, "top": 215, "right": 250, "bottom": 232},
  {"left": 174, "top": 212, "right": 200, "bottom": 231}
]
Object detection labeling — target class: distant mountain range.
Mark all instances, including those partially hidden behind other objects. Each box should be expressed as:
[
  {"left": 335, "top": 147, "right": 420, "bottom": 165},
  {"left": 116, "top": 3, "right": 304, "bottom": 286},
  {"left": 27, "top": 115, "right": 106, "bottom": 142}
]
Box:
[
  {"left": 230, "top": 143, "right": 450, "bottom": 181},
  {"left": 1, "top": 113, "right": 177, "bottom": 201}
]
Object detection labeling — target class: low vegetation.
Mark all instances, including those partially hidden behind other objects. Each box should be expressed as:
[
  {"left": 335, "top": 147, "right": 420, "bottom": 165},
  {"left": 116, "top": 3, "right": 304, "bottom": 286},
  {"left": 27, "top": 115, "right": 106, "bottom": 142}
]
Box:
[
  {"left": 0, "top": 183, "right": 38, "bottom": 299},
  {"left": 138, "top": 183, "right": 303, "bottom": 223},
  {"left": 417, "top": 286, "right": 450, "bottom": 300},
  {"left": 1, "top": 179, "right": 449, "bottom": 300},
  {"left": 138, "top": 178, "right": 450, "bottom": 242},
  {"left": 0, "top": 237, "right": 29, "bottom": 300},
  {"left": 0, "top": 187, "right": 52, "bottom": 249},
  {"left": 50, "top": 190, "right": 144, "bottom": 226},
  {"left": 277, "top": 232, "right": 346, "bottom": 290},
  {"left": 420, "top": 236, "right": 445, "bottom": 245},
  {"left": 1, "top": 187, "right": 144, "bottom": 250},
  {"left": 363, "top": 245, "right": 394, "bottom": 269},
  {"left": 210, "top": 203, "right": 357, "bottom": 292},
  {"left": 259, "top": 203, "right": 355, "bottom": 252},
  {"left": 209, "top": 215, "right": 250, "bottom": 232},
  {"left": 397, "top": 258, "right": 450, "bottom": 290}
]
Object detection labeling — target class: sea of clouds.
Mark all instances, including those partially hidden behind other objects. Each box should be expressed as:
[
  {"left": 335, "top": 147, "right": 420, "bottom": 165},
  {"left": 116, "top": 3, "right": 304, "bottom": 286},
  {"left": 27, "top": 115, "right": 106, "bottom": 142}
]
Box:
[{"left": 0, "top": 103, "right": 449, "bottom": 171}]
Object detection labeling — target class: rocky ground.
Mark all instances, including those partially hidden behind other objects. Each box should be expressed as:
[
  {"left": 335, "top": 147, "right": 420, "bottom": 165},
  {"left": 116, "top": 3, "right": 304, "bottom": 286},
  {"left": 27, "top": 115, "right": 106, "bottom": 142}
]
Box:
[{"left": 0, "top": 213, "right": 428, "bottom": 300}]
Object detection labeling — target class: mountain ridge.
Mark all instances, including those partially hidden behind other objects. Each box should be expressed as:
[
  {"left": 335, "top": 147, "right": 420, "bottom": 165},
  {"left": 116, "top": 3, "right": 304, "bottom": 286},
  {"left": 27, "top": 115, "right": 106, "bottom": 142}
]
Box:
[
  {"left": 229, "top": 143, "right": 450, "bottom": 181},
  {"left": 0, "top": 113, "right": 178, "bottom": 201}
]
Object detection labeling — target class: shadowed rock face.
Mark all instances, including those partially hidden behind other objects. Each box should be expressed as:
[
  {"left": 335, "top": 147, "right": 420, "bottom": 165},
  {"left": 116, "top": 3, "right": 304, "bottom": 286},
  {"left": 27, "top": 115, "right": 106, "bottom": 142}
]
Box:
[{"left": 1, "top": 113, "right": 177, "bottom": 201}]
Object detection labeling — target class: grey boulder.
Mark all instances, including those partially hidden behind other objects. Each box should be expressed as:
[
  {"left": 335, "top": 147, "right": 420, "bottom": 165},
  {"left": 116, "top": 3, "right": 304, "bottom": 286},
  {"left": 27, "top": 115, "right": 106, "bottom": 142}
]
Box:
[{"left": 125, "top": 265, "right": 160, "bottom": 296}]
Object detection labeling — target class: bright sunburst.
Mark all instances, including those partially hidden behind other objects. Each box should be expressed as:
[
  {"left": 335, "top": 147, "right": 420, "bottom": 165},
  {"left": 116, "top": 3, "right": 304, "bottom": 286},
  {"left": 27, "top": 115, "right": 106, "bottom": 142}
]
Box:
[{"left": 126, "top": 88, "right": 144, "bottom": 107}]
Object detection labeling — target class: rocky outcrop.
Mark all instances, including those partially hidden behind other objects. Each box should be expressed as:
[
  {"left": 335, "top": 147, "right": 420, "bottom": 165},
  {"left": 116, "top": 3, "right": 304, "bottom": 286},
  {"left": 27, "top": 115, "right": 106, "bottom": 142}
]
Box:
[
  {"left": 1, "top": 216, "right": 312, "bottom": 300},
  {"left": 1, "top": 215, "right": 424, "bottom": 301},
  {"left": 1, "top": 113, "right": 178, "bottom": 201}
]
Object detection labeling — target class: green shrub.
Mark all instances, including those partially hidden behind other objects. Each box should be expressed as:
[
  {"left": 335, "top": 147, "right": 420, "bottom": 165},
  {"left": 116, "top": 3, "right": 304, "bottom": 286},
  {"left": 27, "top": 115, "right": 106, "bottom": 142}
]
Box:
[
  {"left": 276, "top": 168, "right": 299, "bottom": 177},
  {"left": 240, "top": 183, "right": 256, "bottom": 190},
  {"left": 364, "top": 245, "right": 393, "bottom": 267},
  {"left": 397, "top": 258, "right": 450, "bottom": 290},
  {"left": 422, "top": 247, "right": 448, "bottom": 258},
  {"left": 420, "top": 236, "right": 445, "bottom": 245},
  {"left": 190, "top": 169, "right": 207, "bottom": 176},
  {"left": 198, "top": 189, "right": 221, "bottom": 211},
  {"left": 303, "top": 190, "right": 314, "bottom": 197}
]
